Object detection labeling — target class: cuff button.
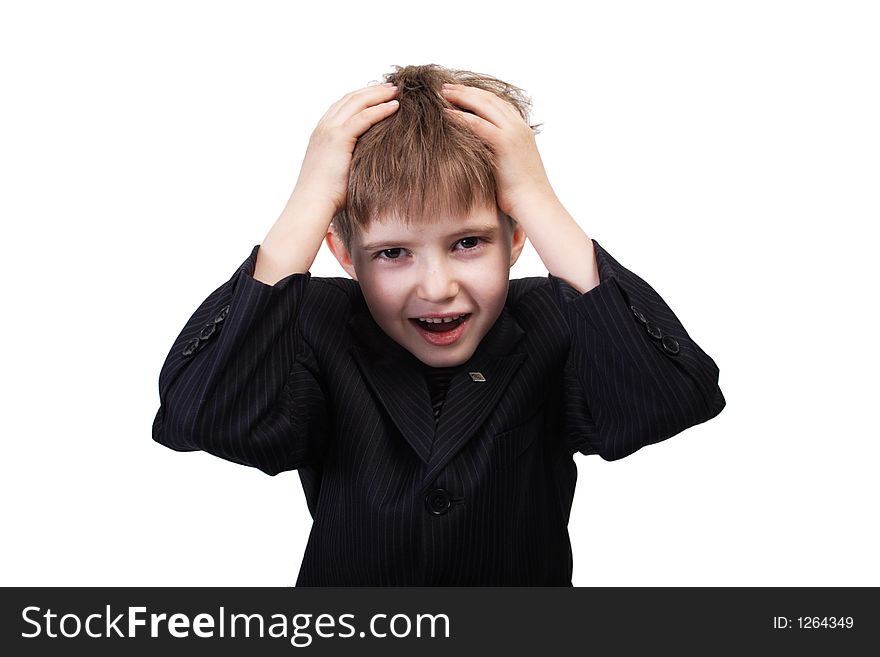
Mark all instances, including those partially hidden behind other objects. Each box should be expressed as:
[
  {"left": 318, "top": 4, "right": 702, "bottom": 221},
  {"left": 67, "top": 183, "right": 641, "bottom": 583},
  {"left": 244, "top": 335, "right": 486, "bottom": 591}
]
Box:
[
  {"left": 199, "top": 323, "right": 217, "bottom": 340},
  {"left": 661, "top": 335, "right": 680, "bottom": 355},
  {"left": 630, "top": 305, "right": 648, "bottom": 324},
  {"left": 181, "top": 338, "right": 200, "bottom": 357},
  {"left": 213, "top": 305, "right": 230, "bottom": 324},
  {"left": 645, "top": 321, "right": 663, "bottom": 339}
]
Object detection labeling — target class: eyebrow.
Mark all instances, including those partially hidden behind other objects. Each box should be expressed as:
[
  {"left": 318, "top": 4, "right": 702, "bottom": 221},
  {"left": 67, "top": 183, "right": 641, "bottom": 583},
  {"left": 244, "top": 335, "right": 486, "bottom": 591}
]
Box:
[{"left": 359, "top": 223, "right": 500, "bottom": 252}]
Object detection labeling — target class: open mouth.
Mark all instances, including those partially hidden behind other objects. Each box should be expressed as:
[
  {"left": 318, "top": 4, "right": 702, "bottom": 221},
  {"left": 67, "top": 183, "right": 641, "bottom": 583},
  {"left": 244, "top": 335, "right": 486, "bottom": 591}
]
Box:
[
  {"left": 409, "top": 314, "right": 471, "bottom": 333},
  {"left": 408, "top": 314, "right": 472, "bottom": 346}
]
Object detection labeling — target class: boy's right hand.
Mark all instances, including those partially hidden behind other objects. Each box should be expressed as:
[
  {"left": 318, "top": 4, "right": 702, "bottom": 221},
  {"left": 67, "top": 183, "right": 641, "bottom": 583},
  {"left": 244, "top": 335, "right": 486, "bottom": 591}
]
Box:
[
  {"left": 254, "top": 83, "right": 399, "bottom": 284},
  {"left": 291, "top": 83, "right": 400, "bottom": 216}
]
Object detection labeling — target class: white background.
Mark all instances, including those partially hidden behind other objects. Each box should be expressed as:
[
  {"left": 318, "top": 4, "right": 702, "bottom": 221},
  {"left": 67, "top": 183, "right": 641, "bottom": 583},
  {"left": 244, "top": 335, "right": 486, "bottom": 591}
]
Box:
[{"left": 2, "top": 0, "right": 877, "bottom": 586}]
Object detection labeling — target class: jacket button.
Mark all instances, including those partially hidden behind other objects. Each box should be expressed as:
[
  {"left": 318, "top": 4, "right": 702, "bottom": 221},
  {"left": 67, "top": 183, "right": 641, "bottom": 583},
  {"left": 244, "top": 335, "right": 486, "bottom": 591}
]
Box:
[
  {"left": 213, "top": 304, "right": 230, "bottom": 324},
  {"left": 425, "top": 488, "right": 452, "bottom": 515},
  {"left": 645, "top": 321, "right": 663, "bottom": 339},
  {"left": 199, "top": 323, "right": 217, "bottom": 340},
  {"left": 630, "top": 305, "right": 648, "bottom": 324},
  {"left": 181, "top": 338, "right": 200, "bottom": 357},
  {"left": 661, "top": 335, "right": 680, "bottom": 355}
]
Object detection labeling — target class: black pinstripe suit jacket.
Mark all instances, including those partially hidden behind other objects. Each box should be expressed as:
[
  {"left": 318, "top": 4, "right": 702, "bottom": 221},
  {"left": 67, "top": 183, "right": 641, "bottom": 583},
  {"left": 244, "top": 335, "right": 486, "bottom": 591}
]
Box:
[{"left": 152, "top": 239, "right": 725, "bottom": 586}]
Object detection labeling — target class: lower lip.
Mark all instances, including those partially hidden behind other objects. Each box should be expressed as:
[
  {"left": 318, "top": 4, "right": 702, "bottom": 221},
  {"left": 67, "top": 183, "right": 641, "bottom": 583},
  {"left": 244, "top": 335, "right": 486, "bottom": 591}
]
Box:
[{"left": 409, "top": 315, "right": 471, "bottom": 347}]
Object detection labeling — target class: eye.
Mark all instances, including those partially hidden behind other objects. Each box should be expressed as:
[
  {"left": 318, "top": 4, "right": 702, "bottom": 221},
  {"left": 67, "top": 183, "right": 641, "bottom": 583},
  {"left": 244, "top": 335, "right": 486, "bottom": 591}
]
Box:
[
  {"left": 456, "top": 236, "right": 484, "bottom": 250},
  {"left": 374, "top": 248, "right": 405, "bottom": 260}
]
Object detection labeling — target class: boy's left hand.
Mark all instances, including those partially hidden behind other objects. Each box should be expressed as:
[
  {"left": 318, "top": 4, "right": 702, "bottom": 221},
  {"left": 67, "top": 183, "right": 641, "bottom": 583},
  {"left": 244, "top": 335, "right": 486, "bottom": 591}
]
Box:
[{"left": 440, "top": 83, "right": 555, "bottom": 221}]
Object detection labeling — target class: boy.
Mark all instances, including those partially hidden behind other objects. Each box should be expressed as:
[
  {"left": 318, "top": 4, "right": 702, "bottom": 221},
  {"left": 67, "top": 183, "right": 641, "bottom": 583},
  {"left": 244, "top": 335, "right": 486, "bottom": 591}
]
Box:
[{"left": 153, "top": 64, "right": 725, "bottom": 586}]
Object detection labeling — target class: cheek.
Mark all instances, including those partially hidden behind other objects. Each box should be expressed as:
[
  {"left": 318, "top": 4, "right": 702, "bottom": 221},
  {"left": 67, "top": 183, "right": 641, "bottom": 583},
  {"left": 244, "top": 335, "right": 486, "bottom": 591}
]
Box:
[
  {"left": 359, "top": 269, "right": 407, "bottom": 317},
  {"left": 478, "top": 281, "right": 509, "bottom": 312},
  {"left": 471, "top": 256, "right": 510, "bottom": 301}
]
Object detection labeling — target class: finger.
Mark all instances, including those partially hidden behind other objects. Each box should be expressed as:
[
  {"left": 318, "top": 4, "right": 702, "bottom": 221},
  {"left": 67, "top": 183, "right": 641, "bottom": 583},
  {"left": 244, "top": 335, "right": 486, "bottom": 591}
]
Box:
[
  {"left": 344, "top": 98, "right": 400, "bottom": 137},
  {"left": 443, "top": 107, "right": 498, "bottom": 143},
  {"left": 327, "top": 83, "right": 398, "bottom": 123},
  {"left": 326, "top": 84, "right": 399, "bottom": 123},
  {"left": 440, "top": 84, "right": 515, "bottom": 128}
]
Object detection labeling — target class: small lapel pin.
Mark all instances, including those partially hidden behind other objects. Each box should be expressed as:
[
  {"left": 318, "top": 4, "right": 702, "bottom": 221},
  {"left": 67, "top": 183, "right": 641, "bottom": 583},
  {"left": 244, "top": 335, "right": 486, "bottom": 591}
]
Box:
[{"left": 469, "top": 372, "right": 486, "bottom": 382}]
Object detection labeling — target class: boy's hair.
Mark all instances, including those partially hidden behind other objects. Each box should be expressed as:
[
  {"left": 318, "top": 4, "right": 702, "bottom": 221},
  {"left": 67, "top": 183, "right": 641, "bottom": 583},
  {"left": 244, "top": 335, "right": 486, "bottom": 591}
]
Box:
[{"left": 331, "top": 63, "right": 542, "bottom": 252}]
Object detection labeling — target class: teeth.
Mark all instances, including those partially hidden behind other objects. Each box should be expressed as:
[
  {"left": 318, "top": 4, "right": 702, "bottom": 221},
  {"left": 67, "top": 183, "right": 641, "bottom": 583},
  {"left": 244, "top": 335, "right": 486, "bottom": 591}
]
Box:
[{"left": 416, "top": 314, "right": 467, "bottom": 324}]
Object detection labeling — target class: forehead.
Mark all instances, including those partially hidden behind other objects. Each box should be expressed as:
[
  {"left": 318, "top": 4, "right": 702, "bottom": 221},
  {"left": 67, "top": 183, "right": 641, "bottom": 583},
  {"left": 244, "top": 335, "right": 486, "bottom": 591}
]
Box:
[{"left": 355, "top": 206, "right": 505, "bottom": 249}]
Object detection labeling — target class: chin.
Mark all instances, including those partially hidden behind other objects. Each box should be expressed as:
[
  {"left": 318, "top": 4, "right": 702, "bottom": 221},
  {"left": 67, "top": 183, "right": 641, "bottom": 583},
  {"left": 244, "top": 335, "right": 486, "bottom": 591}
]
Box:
[
  {"left": 400, "top": 340, "right": 464, "bottom": 368},
  {"left": 421, "top": 353, "right": 470, "bottom": 368}
]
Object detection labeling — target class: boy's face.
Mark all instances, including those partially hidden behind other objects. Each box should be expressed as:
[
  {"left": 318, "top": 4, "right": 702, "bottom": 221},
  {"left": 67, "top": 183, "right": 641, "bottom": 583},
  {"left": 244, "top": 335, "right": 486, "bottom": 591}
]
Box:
[{"left": 327, "top": 206, "right": 527, "bottom": 368}]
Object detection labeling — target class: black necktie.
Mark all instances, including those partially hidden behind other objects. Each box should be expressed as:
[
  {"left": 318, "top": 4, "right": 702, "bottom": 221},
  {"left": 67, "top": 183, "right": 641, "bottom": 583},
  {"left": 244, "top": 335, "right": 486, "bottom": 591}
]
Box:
[{"left": 422, "top": 366, "right": 458, "bottom": 425}]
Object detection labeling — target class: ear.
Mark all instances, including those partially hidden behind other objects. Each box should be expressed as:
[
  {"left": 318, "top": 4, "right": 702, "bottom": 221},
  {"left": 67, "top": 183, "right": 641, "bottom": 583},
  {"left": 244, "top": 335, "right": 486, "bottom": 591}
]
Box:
[
  {"left": 508, "top": 221, "right": 527, "bottom": 268},
  {"left": 325, "top": 226, "right": 358, "bottom": 280}
]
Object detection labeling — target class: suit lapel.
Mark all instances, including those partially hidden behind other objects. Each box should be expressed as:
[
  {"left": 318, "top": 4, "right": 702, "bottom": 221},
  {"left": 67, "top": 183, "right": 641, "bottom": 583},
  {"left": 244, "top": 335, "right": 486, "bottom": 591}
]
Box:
[
  {"left": 348, "top": 312, "right": 436, "bottom": 464},
  {"left": 423, "top": 347, "right": 526, "bottom": 484},
  {"left": 346, "top": 298, "right": 527, "bottom": 474}
]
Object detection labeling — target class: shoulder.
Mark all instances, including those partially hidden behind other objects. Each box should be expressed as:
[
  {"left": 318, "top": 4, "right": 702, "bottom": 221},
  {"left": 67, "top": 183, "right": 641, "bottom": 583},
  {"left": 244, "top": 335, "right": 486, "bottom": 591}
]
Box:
[
  {"left": 287, "top": 276, "right": 365, "bottom": 355},
  {"left": 506, "top": 275, "right": 571, "bottom": 360},
  {"left": 508, "top": 276, "right": 553, "bottom": 306},
  {"left": 308, "top": 275, "right": 360, "bottom": 301},
  {"left": 302, "top": 275, "right": 365, "bottom": 316},
  {"left": 507, "top": 275, "right": 566, "bottom": 330},
  {"left": 299, "top": 275, "right": 371, "bottom": 333}
]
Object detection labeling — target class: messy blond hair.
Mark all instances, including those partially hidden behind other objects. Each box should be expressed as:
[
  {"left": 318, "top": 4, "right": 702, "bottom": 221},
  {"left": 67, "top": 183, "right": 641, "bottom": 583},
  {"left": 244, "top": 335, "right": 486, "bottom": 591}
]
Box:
[{"left": 331, "top": 63, "right": 542, "bottom": 251}]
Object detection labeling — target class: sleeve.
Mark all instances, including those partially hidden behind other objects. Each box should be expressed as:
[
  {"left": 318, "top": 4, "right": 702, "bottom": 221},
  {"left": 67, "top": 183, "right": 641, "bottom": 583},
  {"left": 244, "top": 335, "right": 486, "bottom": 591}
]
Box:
[
  {"left": 549, "top": 239, "right": 725, "bottom": 460},
  {"left": 151, "top": 245, "right": 329, "bottom": 476}
]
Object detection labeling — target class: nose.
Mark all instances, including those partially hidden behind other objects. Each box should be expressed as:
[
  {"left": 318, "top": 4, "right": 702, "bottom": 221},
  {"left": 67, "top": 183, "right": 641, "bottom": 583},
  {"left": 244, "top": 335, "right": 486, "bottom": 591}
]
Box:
[{"left": 416, "top": 258, "right": 459, "bottom": 303}]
